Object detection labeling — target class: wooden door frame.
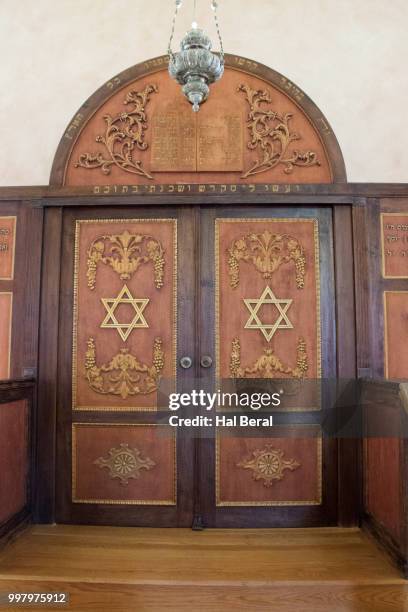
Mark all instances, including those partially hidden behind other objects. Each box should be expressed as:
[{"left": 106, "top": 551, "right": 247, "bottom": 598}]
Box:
[{"left": 34, "top": 194, "right": 359, "bottom": 526}]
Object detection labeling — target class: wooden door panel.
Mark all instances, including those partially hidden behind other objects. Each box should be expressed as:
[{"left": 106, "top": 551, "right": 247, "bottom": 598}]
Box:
[
  {"left": 72, "top": 423, "right": 176, "bottom": 505},
  {"left": 216, "top": 426, "right": 322, "bottom": 507},
  {"left": 73, "top": 218, "right": 176, "bottom": 411},
  {"left": 216, "top": 217, "right": 321, "bottom": 410},
  {"left": 56, "top": 207, "right": 195, "bottom": 527},
  {"left": 200, "top": 207, "right": 337, "bottom": 527}
]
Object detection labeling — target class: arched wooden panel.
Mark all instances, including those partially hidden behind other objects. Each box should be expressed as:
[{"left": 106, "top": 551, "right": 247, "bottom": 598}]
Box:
[{"left": 51, "top": 54, "right": 346, "bottom": 187}]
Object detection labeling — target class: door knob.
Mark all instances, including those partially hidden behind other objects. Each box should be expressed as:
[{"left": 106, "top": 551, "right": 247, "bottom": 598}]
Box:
[
  {"left": 180, "top": 356, "right": 193, "bottom": 369},
  {"left": 200, "top": 356, "right": 213, "bottom": 368}
]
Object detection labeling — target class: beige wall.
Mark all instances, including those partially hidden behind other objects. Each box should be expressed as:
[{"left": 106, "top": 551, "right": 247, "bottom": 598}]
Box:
[{"left": 0, "top": 0, "right": 407, "bottom": 185}]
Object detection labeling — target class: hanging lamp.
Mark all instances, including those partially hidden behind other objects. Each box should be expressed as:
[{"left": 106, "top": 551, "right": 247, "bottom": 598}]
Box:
[{"left": 167, "top": 0, "right": 224, "bottom": 112}]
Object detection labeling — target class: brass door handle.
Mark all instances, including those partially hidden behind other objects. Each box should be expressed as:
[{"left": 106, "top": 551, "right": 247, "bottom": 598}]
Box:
[
  {"left": 200, "top": 356, "right": 213, "bottom": 368},
  {"left": 180, "top": 356, "right": 193, "bottom": 369}
]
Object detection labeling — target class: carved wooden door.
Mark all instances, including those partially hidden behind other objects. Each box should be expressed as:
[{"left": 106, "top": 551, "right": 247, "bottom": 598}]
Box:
[
  {"left": 56, "top": 205, "right": 337, "bottom": 528},
  {"left": 198, "top": 207, "right": 337, "bottom": 527},
  {"left": 56, "top": 207, "right": 195, "bottom": 526}
]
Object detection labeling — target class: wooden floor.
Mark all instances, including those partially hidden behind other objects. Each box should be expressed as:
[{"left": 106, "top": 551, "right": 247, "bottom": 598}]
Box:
[{"left": 0, "top": 526, "right": 406, "bottom": 611}]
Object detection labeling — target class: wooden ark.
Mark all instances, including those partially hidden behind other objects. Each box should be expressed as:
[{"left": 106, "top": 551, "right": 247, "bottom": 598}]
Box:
[{"left": 0, "top": 54, "right": 408, "bottom": 575}]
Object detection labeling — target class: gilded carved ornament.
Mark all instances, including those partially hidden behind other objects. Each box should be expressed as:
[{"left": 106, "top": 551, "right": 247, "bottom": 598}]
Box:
[
  {"left": 85, "top": 337, "right": 165, "bottom": 399},
  {"left": 239, "top": 83, "right": 321, "bottom": 179},
  {"left": 87, "top": 230, "right": 165, "bottom": 290},
  {"left": 237, "top": 445, "right": 300, "bottom": 487},
  {"left": 230, "top": 336, "right": 308, "bottom": 381},
  {"left": 228, "top": 230, "right": 306, "bottom": 290},
  {"left": 94, "top": 443, "right": 155, "bottom": 485},
  {"left": 75, "top": 84, "right": 158, "bottom": 179},
  {"left": 100, "top": 284, "right": 149, "bottom": 342},
  {"left": 243, "top": 285, "right": 293, "bottom": 342}
]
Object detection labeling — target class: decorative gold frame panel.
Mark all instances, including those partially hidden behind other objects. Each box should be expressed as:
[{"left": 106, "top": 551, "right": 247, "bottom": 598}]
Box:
[
  {"left": 215, "top": 218, "right": 322, "bottom": 411},
  {"left": 72, "top": 218, "right": 177, "bottom": 411},
  {"left": 381, "top": 213, "right": 408, "bottom": 279},
  {"left": 215, "top": 425, "right": 322, "bottom": 507},
  {"left": 72, "top": 423, "right": 177, "bottom": 505},
  {"left": 383, "top": 290, "right": 408, "bottom": 379},
  {"left": 0, "top": 216, "right": 17, "bottom": 281},
  {"left": 0, "top": 292, "right": 12, "bottom": 379}
]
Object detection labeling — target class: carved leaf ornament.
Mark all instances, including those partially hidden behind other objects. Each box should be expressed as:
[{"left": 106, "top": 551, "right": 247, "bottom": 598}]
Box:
[
  {"left": 86, "top": 230, "right": 165, "bottom": 290},
  {"left": 228, "top": 230, "right": 306, "bottom": 289},
  {"left": 239, "top": 83, "right": 321, "bottom": 179},
  {"left": 75, "top": 85, "right": 158, "bottom": 180},
  {"left": 85, "top": 337, "right": 165, "bottom": 399}
]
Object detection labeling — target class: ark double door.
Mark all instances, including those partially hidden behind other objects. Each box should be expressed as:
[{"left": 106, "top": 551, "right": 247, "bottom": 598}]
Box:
[{"left": 56, "top": 205, "right": 337, "bottom": 528}]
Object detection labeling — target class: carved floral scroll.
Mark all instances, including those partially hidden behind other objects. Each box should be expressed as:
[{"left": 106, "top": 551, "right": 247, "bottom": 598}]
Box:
[
  {"left": 227, "top": 230, "right": 306, "bottom": 289},
  {"left": 239, "top": 84, "right": 321, "bottom": 179},
  {"left": 75, "top": 84, "right": 158, "bottom": 180},
  {"left": 85, "top": 337, "right": 165, "bottom": 399},
  {"left": 230, "top": 337, "right": 308, "bottom": 380}
]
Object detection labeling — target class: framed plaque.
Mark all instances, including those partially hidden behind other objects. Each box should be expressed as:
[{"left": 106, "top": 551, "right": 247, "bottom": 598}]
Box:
[{"left": 381, "top": 213, "right": 408, "bottom": 279}]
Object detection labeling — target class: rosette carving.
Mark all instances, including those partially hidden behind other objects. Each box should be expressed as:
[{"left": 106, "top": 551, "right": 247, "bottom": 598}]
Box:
[
  {"left": 237, "top": 445, "right": 300, "bottom": 487},
  {"left": 227, "top": 230, "right": 306, "bottom": 289},
  {"left": 94, "top": 443, "right": 155, "bottom": 485},
  {"left": 75, "top": 84, "right": 158, "bottom": 179},
  {"left": 239, "top": 83, "right": 321, "bottom": 179},
  {"left": 86, "top": 230, "right": 165, "bottom": 290},
  {"left": 85, "top": 337, "right": 165, "bottom": 399}
]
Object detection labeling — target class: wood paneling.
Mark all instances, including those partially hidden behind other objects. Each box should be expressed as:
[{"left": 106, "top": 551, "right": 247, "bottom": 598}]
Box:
[
  {"left": 3, "top": 184, "right": 408, "bottom": 204},
  {"left": 366, "top": 437, "right": 401, "bottom": 542},
  {"left": 384, "top": 291, "right": 408, "bottom": 379},
  {"left": 0, "top": 379, "right": 34, "bottom": 545},
  {"left": 362, "top": 379, "right": 408, "bottom": 575},
  {"left": 0, "top": 400, "right": 28, "bottom": 524},
  {"left": 0, "top": 216, "right": 16, "bottom": 280},
  {"left": 73, "top": 424, "right": 176, "bottom": 505},
  {"left": 216, "top": 426, "right": 322, "bottom": 506},
  {"left": 0, "top": 202, "right": 43, "bottom": 381},
  {"left": 35, "top": 207, "right": 62, "bottom": 523},
  {"left": 381, "top": 213, "right": 408, "bottom": 278},
  {"left": 360, "top": 198, "right": 408, "bottom": 570},
  {"left": 0, "top": 293, "right": 12, "bottom": 379},
  {"left": 334, "top": 205, "right": 360, "bottom": 527}
]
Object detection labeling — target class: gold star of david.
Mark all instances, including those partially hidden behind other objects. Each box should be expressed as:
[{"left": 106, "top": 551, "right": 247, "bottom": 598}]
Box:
[
  {"left": 244, "top": 285, "right": 293, "bottom": 342},
  {"left": 100, "top": 284, "right": 149, "bottom": 342}
]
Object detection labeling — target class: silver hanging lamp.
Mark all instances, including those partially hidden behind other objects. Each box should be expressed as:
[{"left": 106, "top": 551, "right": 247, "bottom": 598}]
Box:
[{"left": 167, "top": 0, "right": 224, "bottom": 112}]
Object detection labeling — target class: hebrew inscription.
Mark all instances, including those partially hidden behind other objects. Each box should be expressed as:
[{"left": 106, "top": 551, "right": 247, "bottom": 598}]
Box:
[{"left": 150, "top": 110, "right": 243, "bottom": 172}]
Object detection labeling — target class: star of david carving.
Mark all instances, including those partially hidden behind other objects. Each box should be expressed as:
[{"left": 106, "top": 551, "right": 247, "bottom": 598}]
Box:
[
  {"left": 243, "top": 285, "right": 293, "bottom": 342},
  {"left": 100, "top": 284, "right": 149, "bottom": 342}
]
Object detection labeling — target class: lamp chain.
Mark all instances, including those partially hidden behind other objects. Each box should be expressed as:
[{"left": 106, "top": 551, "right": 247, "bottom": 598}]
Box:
[
  {"left": 168, "top": 0, "right": 224, "bottom": 61},
  {"left": 167, "top": 0, "right": 182, "bottom": 60},
  {"left": 211, "top": 1, "right": 224, "bottom": 61}
]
